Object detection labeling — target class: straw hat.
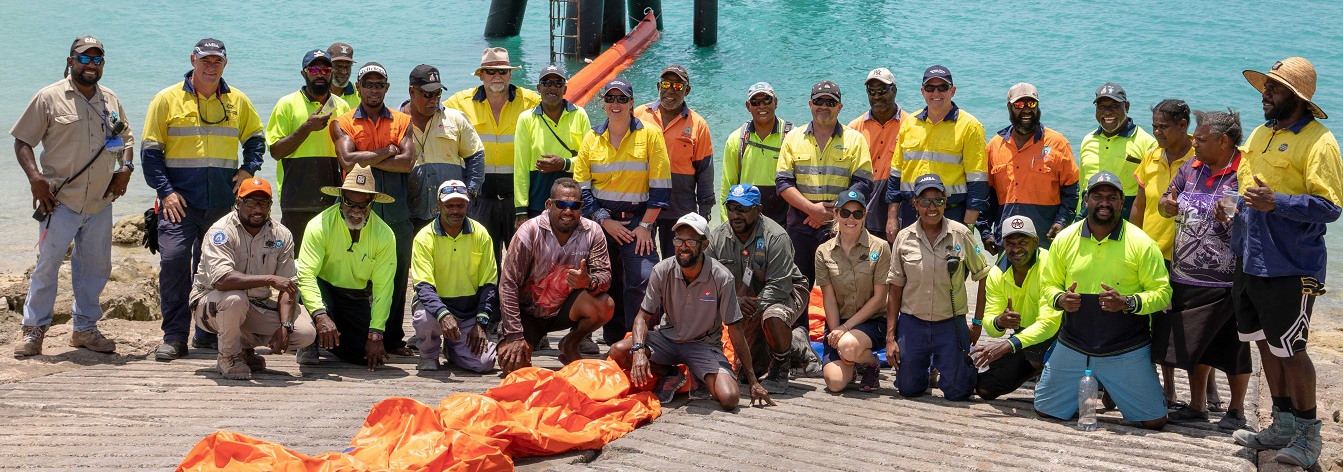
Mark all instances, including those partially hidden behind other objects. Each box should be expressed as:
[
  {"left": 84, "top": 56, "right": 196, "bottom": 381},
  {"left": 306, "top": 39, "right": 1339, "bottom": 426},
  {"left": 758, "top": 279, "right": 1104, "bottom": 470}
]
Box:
[
  {"left": 321, "top": 165, "right": 394, "bottom": 203},
  {"left": 1243, "top": 57, "right": 1327, "bottom": 119},
  {"left": 474, "top": 47, "right": 521, "bottom": 76}
]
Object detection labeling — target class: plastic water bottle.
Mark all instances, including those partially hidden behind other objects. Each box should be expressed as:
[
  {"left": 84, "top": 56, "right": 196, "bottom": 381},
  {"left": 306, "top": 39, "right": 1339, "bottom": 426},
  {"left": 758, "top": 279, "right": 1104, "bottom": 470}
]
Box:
[{"left": 1077, "top": 369, "right": 1099, "bottom": 431}]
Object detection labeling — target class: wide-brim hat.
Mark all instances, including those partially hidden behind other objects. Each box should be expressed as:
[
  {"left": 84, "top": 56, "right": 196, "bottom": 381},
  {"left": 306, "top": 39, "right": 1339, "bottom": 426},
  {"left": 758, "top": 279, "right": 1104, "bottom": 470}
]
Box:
[
  {"left": 474, "top": 47, "right": 521, "bottom": 75},
  {"left": 1244, "top": 57, "right": 1327, "bottom": 119},
  {"left": 320, "top": 165, "right": 394, "bottom": 203}
]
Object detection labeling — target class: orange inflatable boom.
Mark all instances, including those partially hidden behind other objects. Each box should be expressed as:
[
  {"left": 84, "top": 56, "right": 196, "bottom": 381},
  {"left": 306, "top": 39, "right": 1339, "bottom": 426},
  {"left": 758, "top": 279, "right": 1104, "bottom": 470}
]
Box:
[{"left": 564, "top": 10, "right": 661, "bottom": 107}]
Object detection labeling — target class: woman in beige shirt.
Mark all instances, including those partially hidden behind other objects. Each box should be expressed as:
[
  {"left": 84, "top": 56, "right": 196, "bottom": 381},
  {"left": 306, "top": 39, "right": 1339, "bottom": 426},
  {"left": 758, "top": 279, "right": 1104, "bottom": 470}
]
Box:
[{"left": 815, "top": 190, "right": 893, "bottom": 393}]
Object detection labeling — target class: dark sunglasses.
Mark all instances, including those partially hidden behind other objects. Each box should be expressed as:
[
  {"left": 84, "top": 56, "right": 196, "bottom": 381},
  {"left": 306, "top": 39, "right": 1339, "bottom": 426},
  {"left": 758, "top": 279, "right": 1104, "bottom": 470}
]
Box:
[
  {"left": 923, "top": 84, "right": 951, "bottom": 93},
  {"left": 341, "top": 196, "right": 372, "bottom": 209},
  {"left": 305, "top": 65, "right": 332, "bottom": 76},
  {"left": 658, "top": 81, "right": 687, "bottom": 91},
  {"left": 539, "top": 79, "right": 566, "bottom": 87},
  {"left": 418, "top": 89, "right": 442, "bottom": 100},
  {"left": 725, "top": 202, "right": 757, "bottom": 213},
  {"left": 603, "top": 95, "right": 631, "bottom": 104},
  {"left": 552, "top": 200, "right": 582, "bottom": 210},
  {"left": 811, "top": 98, "right": 839, "bottom": 107},
  {"left": 1011, "top": 100, "right": 1039, "bottom": 109},
  {"left": 914, "top": 197, "right": 947, "bottom": 207},
  {"left": 482, "top": 69, "right": 510, "bottom": 76},
  {"left": 360, "top": 81, "right": 389, "bottom": 90},
  {"left": 866, "top": 87, "right": 891, "bottom": 97},
  {"left": 748, "top": 96, "right": 774, "bottom": 107},
  {"left": 240, "top": 197, "right": 272, "bottom": 207},
  {"left": 75, "top": 55, "right": 105, "bottom": 66},
  {"left": 838, "top": 208, "right": 865, "bottom": 219}
]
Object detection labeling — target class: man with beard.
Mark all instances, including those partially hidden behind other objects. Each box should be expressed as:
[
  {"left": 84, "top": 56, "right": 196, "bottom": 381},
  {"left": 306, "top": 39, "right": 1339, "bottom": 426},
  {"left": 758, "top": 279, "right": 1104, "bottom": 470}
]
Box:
[
  {"left": 326, "top": 43, "right": 360, "bottom": 110},
  {"left": 705, "top": 184, "right": 811, "bottom": 393},
  {"left": 11, "top": 36, "right": 134, "bottom": 356},
  {"left": 984, "top": 83, "right": 1078, "bottom": 250},
  {"left": 143, "top": 38, "right": 266, "bottom": 361},
  {"left": 1034, "top": 171, "right": 1171, "bottom": 430},
  {"left": 968, "top": 216, "right": 1060, "bottom": 399},
  {"left": 608, "top": 213, "right": 775, "bottom": 410},
  {"left": 265, "top": 49, "right": 351, "bottom": 251},
  {"left": 498, "top": 178, "right": 615, "bottom": 373},
  {"left": 513, "top": 65, "right": 591, "bottom": 220},
  {"left": 190, "top": 178, "right": 315, "bottom": 379},
  {"left": 409, "top": 181, "right": 498, "bottom": 372},
  {"left": 444, "top": 48, "right": 541, "bottom": 266},
  {"left": 1228, "top": 57, "right": 1342, "bottom": 468},
  {"left": 332, "top": 62, "right": 415, "bottom": 356},
  {"left": 633, "top": 65, "right": 715, "bottom": 258},
  {"left": 848, "top": 68, "right": 907, "bottom": 241},
  {"left": 399, "top": 65, "right": 485, "bottom": 232},
  {"left": 721, "top": 82, "right": 792, "bottom": 227},
  {"left": 1076, "top": 82, "right": 1157, "bottom": 220},
  {"left": 295, "top": 166, "right": 397, "bottom": 370}
]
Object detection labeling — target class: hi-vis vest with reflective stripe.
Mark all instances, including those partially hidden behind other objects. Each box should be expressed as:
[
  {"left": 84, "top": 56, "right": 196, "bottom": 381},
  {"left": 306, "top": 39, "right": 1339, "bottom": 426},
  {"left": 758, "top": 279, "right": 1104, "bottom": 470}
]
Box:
[
  {"left": 142, "top": 78, "right": 264, "bottom": 171},
  {"left": 443, "top": 85, "right": 541, "bottom": 175},
  {"left": 892, "top": 105, "right": 988, "bottom": 198},
  {"left": 776, "top": 122, "right": 873, "bottom": 203}
]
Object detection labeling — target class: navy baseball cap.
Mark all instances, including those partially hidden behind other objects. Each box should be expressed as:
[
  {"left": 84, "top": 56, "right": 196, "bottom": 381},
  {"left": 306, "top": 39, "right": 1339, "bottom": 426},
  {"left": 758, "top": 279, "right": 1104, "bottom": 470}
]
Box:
[
  {"left": 1087, "top": 171, "right": 1124, "bottom": 195},
  {"left": 538, "top": 65, "right": 566, "bottom": 81},
  {"left": 1094, "top": 82, "right": 1128, "bottom": 103},
  {"left": 725, "top": 184, "right": 762, "bottom": 207},
  {"left": 834, "top": 189, "right": 866, "bottom": 207},
  {"left": 923, "top": 65, "right": 952, "bottom": 85},
  {"left": 602, "top": 77, "right": 633, "bottom": 96},
  {"left": 912, "top": 173, "right": 946, "bottom": 195},
  {"left": 301, "top": 49, "right": 331, "bottom": 68},
  {"left": 193, "top": 38, "right": 226, "bottom": 59}
]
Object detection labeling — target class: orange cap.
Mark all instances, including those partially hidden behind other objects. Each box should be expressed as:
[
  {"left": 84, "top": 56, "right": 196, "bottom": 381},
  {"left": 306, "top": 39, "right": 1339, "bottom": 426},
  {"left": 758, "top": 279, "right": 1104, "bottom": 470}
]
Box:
[{"left": 237, "top": 178, "right": 273, "bottom": 198}]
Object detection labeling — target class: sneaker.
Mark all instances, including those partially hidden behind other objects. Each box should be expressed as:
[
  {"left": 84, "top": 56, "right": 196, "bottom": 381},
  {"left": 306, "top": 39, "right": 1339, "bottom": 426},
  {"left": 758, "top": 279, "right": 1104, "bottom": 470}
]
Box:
[
  {"left": 578, "top": 336, "right": 600, "bottom": 355},
  {"left": 154, "top": 341, "right": 188, "bottom": 361},
  {"left": 1273, "top": 418, "right": 1323, "bottom": 467},
  {"left": 13, "top": 325, "right": 47, "bottom": 357},
  {"left": 417, "top": 358, "right": 440, "bottom": 371},
  {"left": 1216, "top": 409, "right": 1247, "bottom": 432},
  {"left": 654, "top": 371, "right": 687, "bottom": 404},
  {"left": 69, "top": 329, "right": 116, "bottom": 353},
  {"left": 294, "top": 345, "right": 319, "bottom": 365},
  {"left": 688, "top": 381, "right": 711, "bottom": 400},
  {"left": 1233, "top": 406, "right": 1296, "bottom": 450},
  {"left": 859, "top": 363, "right": 880, "bottom": 392},
  {"left": 240, "top": 348, "right": 266, "bottom": 372},
  {"left": 191, "top": 336, "right": 218, "bottom": 351},
  {"left": 1167, "top": 405, "right": 1210, "bottom": 424},
  {"left": 791, "top": 343, "right": 823, "bottom": 379},
  {"left": 760, "top": 356, "right": 791, "bottom": 394},
  {"left": 217, "top": 354, "right": 252, "bottom": 380}
]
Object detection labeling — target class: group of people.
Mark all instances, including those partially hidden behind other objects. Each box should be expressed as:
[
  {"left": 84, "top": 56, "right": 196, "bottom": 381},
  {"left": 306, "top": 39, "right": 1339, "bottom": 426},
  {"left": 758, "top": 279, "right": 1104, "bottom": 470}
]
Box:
[{"left": 11, "top": 34, "right": 1340, "bottom": 468}]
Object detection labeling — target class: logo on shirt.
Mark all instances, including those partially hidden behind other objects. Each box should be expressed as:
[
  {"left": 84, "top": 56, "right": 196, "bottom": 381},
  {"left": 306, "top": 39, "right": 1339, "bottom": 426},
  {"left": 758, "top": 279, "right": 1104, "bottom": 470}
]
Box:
[
  {"left": 699, "top": 290, "right": 716, "bottom": 302},
  {"left": 275, "top": 238, "right": 284, "bottom": 250},
  {"left": 869, "top": 250, "right": 880, "bottom": 261},
  {"left": 1279, "top": 144, "right": 1289, "bottom": 152},
  {"left": 756, "top": 238, "right": 765, "bottom": 251},
  {"left": 1042, "top": 146, "right": 1051, "bottom": 157},
  {"left": 681, "top": 126, "right": 692, "bottom": 138},
  {"left": 211, "top": 231, "right": 228, "bottom": 246}
]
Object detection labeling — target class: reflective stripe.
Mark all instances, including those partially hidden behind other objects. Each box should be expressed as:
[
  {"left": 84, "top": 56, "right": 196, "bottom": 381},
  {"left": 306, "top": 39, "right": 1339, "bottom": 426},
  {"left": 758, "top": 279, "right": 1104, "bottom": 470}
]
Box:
[
  {"left": 965, "top": 172, "right": 988, "bottom": 182},
  {"left": 902, "top": 150, "right": 962, "bottom": 164},
  {"left": 853, "top": 168, "right": 874, "bottom": 180},
  {"left": 590, "top": 161, "right": 649, "bottom": 173},
  {"left": 163, "top": 157, "right": 238, "bottom": 168},
  {"left": 899, "top": 182, "right": 969, "bottom": 194},
  {"left": 795, "top": 165, "right": 856, "bottom": 178},
  {"left": 166, "top": 126, "right": 241, "bottom": 138},
  {"left": 143, "top": 140, "right": 164, "bottom": 151},
  {"left": 649, "top": 179, "right": 672, "bottom": 188},
  {"left": 775, "top": 170, "right": 795, "bottom": 180},
  {"left": 478, "top": 133, "right": 515, "bottom": 144},
  {"left": 796, "top": 183, "right": 850, "bottom": 196},
  {"left": 593, "top": 188, "right": 648, "bottom": 203},
  {"left": 890, "top": 167, "right": 902, "bottom": 178},
  {"left": 484, "top": 165, "right": 514, "bottom": 174}
]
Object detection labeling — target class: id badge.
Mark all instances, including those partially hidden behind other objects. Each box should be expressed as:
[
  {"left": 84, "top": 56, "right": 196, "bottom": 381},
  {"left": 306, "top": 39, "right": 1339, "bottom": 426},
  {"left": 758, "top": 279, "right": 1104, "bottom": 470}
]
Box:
[{"left": 740, "top": 248, "right": 753, "bottom": 283}]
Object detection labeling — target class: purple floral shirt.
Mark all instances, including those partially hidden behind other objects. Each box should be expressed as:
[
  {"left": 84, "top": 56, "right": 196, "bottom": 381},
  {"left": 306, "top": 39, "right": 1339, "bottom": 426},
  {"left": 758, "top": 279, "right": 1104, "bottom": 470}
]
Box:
[{"left": 1163, "top": 153, "right": 1241, "bottom": 287}]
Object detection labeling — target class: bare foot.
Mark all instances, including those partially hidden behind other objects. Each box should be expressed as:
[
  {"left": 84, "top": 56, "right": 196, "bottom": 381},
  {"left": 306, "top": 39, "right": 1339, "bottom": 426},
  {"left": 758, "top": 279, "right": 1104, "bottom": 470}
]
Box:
[{"left": 558, "top": 334, "right": 582, "bottom": 365}]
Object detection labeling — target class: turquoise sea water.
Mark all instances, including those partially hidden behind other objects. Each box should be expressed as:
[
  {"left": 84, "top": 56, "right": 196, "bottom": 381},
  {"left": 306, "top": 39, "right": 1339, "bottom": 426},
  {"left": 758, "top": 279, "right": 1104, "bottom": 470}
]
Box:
[{"left": 2, "top": 0, "right": 1341, "bottom": 303}]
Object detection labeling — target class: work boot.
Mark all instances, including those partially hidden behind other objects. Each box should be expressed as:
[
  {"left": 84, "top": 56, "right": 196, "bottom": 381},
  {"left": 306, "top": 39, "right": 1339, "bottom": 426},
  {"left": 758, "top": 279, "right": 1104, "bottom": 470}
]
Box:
[
  {"left": 1273, "top": 418, "right": 1322, "bottom": 467},
  {"left": 192, "top": 336, "right": 218, "bottom": 351},
  {"left": 1216, "top": 409, "right": 1247, "bottom": 432},
  {"left": 217, "top": 354, "right": 252, "bottom": 380},
  {"left": 13, "top": 325, "right": 47, "bottom": 357},
  {"left": 240, "top": 348, "right": 266, "bottom": 372},
  {"left": 1233, "top": 406, "right": 1296, "bottom": 450},
  {"left": 294, "top": 345, "right": 320, "bottom": 365},
  {"left": 417, "top": 358, "right": 440, "bottom": 371},
  {"left": 579, "top": 336, "right": 600, "bottom": 354},
  {"left": 761, "top": 355, "right": 791, "bottom": 394},
  {"left": 654, "top": 370, "right": 687, "bottom": 404},
  {"left": 154, "top": 341, "right": 188, "bottom": 361},
  {"left": 69, "top": 329, "right": 116, "bottom": 353}
]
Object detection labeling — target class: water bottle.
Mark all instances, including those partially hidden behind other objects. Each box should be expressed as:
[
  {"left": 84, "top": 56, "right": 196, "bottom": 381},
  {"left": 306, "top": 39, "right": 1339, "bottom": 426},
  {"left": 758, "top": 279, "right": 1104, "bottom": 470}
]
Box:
[{"left": 1077, "top": 369, "right": 1099, "bottom": 431}]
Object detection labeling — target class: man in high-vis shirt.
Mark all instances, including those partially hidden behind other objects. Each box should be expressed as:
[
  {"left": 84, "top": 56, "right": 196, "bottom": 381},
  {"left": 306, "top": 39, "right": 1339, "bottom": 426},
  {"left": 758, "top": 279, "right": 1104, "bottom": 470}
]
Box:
[
  {"left": 444, "top": 47, "right": 541, "bottom": 265},
  {"left": 399, "top": 64, "right": 485, "bottom": 232},
  {"left": 326, "top": 42, "right": 360, "bottom": 110},
  {"left": 514, "top": 65, "right": 591, "bottom": 220},
  {"left": 296, "top": 166, "right": 397, "bottom": 371},
  {"left": 1077, "top": 82, "right": 1158, "bottom": 220},
  {"left": 332, "top": 62, "right": 415, "bottom": 355},
  {"left": 885, "top": 65, "right": 988, "bottom": 233},
  {"left": 574, "top": 78, "right": 671, "bottom": 341},
  {"left": 633, "top": 64, "right": 714, "bottom": 258},
  {"left": 984, "top": 83, "right": 1078, "bottom": 250},
  {"left": 848, "top": 67, "right": 907, "bottom": 240},
  {"left": 776, "top": 80, "right": 872, "bottom": 287},
  {"left": 142, "top": 38, "right": 265, "bottom": 361},
  {"left": 265, "top": 49, "right": 351, "bottom": 251},
  {"left": 1229, "top": 57, "right": 1342, "bottom": 467},
  {"left": 721, "top": 82, "right": 792, "bottom": 227},
  {"left": 1035, "top": 171, "right": 1171, "bottom": 430}
]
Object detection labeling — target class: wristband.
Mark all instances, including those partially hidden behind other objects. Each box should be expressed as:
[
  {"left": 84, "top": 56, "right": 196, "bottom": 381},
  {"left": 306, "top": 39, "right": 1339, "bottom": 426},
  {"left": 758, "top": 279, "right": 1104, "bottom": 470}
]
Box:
[{"left": 971, "top": 318, "right": 983, "bottom": 326}]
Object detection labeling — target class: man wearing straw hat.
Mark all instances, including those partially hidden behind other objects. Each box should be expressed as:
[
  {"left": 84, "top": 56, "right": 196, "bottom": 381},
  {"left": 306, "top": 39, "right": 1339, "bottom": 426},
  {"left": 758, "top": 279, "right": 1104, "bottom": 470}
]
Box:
[
  {"left": 294, "top": 165, "right": 399, "bottom": 371},
  {"left": 1229, "top": 57, "right": 1342, "bottom": 468}
]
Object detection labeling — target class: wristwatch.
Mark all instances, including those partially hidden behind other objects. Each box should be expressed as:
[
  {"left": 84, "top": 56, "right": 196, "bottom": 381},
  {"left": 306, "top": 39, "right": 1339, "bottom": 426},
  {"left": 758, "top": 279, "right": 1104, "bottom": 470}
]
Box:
[
  {"left": 1124, "top": 295, "right": 1138, "bottom": 313},
  {"left": 281, "top": 322, "right": 294, "bottom": 334},
  {"left": 630, "top": 342, "right": 647, "bottom": 355},
  {"left": 367, "top": 331, "right": 384, "bottom": 341},
  {"left": 475, "top": 313, "right": 491, "bottom": 327},
  {"left": 638, "top": 221, "right": 654, "bottom": 231},
  {"left": 588, "top": 274, "right": 598, "bottom": 289},
  {"left": 118, "top": 161, "right": 135, "bottom": 173}
]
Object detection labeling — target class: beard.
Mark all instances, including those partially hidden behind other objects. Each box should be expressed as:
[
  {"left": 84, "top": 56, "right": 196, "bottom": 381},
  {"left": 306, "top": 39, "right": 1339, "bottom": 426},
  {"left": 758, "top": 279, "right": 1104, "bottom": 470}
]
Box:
[
  {"left": 1088, "top": 206, "right": 1117, "bottom": 226},
  {"left": 72, "top": 69, "right": 100, "bottom": 87},
  {"left": 342, "top": 210, "right": 367, "bottom": 230},
  {"left": 305, "top": 76, "right": 329, "bottom": 92},
  {"left": 241, "top": 215, "right": 266, "bottom": 229},
  {"left": 488, "top": 83, "right": 508, "bottom": 93},
  {"left": 1263, "top": 97, "right": 1295, "bottom": 121},
  {"left": 676, "top": 251, "right": 701, "bottom": 268}
]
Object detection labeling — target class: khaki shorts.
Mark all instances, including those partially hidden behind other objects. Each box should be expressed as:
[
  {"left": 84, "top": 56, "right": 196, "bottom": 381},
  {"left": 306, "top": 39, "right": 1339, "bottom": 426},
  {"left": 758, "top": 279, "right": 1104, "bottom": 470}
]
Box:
[{"left": 759, "top": 282, "right": 810, "bottom": 325}]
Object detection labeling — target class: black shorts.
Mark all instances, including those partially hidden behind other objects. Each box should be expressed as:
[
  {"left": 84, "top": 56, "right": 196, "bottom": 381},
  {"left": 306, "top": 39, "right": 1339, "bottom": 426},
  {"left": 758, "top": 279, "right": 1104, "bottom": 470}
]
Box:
[
  {"left": 1232, "top": 259, "right": 1325, "bottom": 358},
  {"left": 521, "top": 290, "right": 584, "bottom": 348},
  {"left": 976, "top": 335, "right": 1055, "bottom": 397}
]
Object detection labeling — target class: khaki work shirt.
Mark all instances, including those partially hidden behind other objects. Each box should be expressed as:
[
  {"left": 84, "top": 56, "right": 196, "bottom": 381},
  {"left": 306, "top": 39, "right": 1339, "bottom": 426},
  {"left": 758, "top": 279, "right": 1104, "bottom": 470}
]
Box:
[
  {"left": 889, "top": 218, "right": 991, "bottom": 321},
  {"left": 814, "top": 229, "right": 893, "bottom": 320},
  {"left": 10, "top": 77, "right": 134, "bottom": 215},
  {"left": 190, "top": 212, "right": 297, "bottom": 304}
]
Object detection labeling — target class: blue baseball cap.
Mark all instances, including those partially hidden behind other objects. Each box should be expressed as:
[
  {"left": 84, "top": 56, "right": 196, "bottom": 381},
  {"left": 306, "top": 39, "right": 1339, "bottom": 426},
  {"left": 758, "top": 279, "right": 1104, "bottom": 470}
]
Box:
[
  {"left": 725, "top": 184, "right": 761, "bottom": 207},
  {"left": 301, "top": 49, "right": 331, "bottom": 68},
  {"left": 602, "top": 77, "right": 633, "bottom": 97}
]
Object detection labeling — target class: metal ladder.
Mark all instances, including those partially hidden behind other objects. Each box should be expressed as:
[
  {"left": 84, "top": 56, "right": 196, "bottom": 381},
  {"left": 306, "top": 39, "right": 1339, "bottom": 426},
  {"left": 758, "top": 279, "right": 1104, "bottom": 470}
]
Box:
[{"left": 549, "top": 0, "right": 580, "bottom": 62}]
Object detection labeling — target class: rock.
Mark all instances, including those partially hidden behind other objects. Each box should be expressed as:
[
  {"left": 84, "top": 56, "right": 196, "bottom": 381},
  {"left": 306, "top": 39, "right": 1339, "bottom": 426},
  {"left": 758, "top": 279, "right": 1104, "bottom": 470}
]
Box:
[
  {"left": 0, "top": 297, "right": 7, "bottom": 312},
  {"left": 1334, "top": 409, "right": 1341, "bottom": 423},
  {"left": 112, "top": 214, "right": 145, "bottom": 246}
]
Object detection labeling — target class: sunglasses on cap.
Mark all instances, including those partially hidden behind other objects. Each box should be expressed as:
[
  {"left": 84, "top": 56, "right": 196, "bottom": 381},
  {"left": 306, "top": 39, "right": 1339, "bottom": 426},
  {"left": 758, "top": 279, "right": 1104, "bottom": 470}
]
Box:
[
  {"left": 837, "top": 208, "right": 865, "bottom": 219},
  {"left": 923, "top": 83, "right": 951, "bottom": 93},
  {"left": 811, "top": 98, "right": 839, "bottom": 107},
  {"left": 341, "top": 196, "right": 372, "bottom": 209},
  {"left": 360, "top": 81, "right": 389, "bottom": 90},
  {"left": 482, "top": 69, "right": 509, "bottom": 76},
  {"left": 603, "top": 95, "right": 631, "bottom": 104},
  {"left": 539, "top": 79, "right": 566, "bottom": 87},
  {"left": 914, "top": 197, "right": 947, "bottom": 207},
  {"left": 1011, "top": 100, "right": 1038, "bottom": 109},
  {"left": 75, "top": 55, "right": 105, "bottom": 66},
  {"left": 866, "top": 87, "right": 891, "bottom": 96},
  {"left": 440, "top": 184, "right": 468, "bottom": 196},
  {"left": 658, "top": 81, "right": 686, "bottom": 91},
  {"left": 417, "top": 89, "right": 442, "bottom": 100},
  {"left": 305, "top": 65, "right": 332, "bottom": 76},
  {"left": 552, "top": 200, "right": 582, "bottom": 210},
  {"left": 748, "top": 96, "right": 774, "bottom": 107}
]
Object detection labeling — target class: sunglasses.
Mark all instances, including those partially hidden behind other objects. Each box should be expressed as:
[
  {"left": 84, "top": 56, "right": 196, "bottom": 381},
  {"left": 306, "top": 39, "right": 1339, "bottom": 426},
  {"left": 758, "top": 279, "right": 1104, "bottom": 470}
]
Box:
[
  {"left": 748, "top": 96, "right": 774, "bottom": 107},
  {"left": 671, "top": 238, "right": 704, "bottom": 248},
  {"left": 305, "top": 65, "right": 332, "bottom": 76},
  {"left": 341, "top": 196, "right": 372, "bottom": 209},
  {"left": 725, "top": 202, "right": 757, "bottom": 214},
  {"left": 538, "top": 79, "right": 566, "bottom": 87},
  {"left": 914, "top": 197, "right": 947, "bottom": 207},
  {"left": 75, "top": 55, "right": 105, "bottom": 66},
  {"left": 603, "top": 95, "right": 631, "bottom": 104},
  {"left": 923, "top": 84, "right": 951, "bottom": 93},
  {"left": 866, "top": 87, "right": 890, "bottom": 97},
  {"left": 418, "top": 89, "right": 442, "bottom": 100},
  {"left": 240, "top": 197, "right": 272, "bottom": 207},
  {"left": 1011, "top": 100, "right": 1039, "bottom": 109},
  {"left": 658, "top": 81, "right": 687, "bottom": 91},
  {"left": 440, "top": 185, "right": 468, "bottom": 196},
  {"left": 552, "top": 200, "right": 582, "bottom": 210},
  {"left": 811, "top": 98, "right": 839, "bottom": 107},
  {"left": 838, "top": 208, "right": 866, "bottom": 219},
  {"left": 482, "top": 69, "right": 509, "bottom": 76},
  {"left": 360, "top": 81, "right": 389, "bottom": 90}
]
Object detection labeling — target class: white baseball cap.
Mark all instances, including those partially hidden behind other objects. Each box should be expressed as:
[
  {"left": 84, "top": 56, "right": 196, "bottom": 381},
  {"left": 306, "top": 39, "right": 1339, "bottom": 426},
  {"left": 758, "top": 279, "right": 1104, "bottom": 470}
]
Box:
[
  {"left": 437, "top": 180, "right": 470, "bottom": 203},
  {"left": 671, "top": 213, "right": 709, "bottom": 237}
]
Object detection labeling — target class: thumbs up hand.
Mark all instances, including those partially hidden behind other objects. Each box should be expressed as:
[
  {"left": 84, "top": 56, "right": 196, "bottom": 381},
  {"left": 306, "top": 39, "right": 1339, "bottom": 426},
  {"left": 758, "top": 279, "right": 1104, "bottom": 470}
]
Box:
[
  {"left": 1060, "top": 282, "right": 1082, "bottom": 312},
  {"left": 1098, "top": 283, "right": 1127, "bottom": 312},
  {"left": 1245, "top": 174, "right": 1276, "bottom": 211},
  {"left": 566, "top": 259, "right": 591, "bottom": 289},
  {"left": 997, "top": 297, "right": 1021, "bottom": 330}
]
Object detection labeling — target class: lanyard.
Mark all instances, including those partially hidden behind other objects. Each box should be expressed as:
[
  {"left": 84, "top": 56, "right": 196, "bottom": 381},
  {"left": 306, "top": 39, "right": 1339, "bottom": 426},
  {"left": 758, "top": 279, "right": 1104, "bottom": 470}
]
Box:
[{"left": 76, "top": 92, "right": 112, "bottom": 137}]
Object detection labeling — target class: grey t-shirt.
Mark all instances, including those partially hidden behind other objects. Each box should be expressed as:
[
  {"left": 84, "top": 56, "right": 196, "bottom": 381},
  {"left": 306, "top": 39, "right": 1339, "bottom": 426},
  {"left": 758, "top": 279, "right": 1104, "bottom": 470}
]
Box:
[{"left": 640, "top": 256, "right": 742, "bottom": 345}]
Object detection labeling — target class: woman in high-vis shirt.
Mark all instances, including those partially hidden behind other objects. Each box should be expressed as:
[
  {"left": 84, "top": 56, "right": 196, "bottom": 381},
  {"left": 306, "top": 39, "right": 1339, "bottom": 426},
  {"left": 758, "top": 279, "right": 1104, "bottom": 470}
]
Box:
[{"left": 815, "top": 190, "right": 892, "bottom": 393}]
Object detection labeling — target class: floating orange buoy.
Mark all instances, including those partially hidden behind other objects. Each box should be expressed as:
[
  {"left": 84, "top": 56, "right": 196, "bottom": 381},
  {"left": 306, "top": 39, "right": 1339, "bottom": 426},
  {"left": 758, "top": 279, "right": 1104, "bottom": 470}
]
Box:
[{"left": 564, "top": 10, "right": 661, "bottom": 107}]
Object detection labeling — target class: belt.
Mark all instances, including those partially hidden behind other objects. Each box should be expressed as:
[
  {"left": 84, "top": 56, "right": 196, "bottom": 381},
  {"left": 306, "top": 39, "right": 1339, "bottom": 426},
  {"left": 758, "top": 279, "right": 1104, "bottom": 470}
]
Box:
[{"left": 608, "top": 209, "right": 643, "bottom": 220}]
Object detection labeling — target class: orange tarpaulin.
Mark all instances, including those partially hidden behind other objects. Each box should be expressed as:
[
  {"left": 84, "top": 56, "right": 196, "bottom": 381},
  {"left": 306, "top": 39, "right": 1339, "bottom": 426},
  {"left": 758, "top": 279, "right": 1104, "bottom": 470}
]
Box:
[{"left": 177, "top": 360, "right": 660, "bottom": 472}]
